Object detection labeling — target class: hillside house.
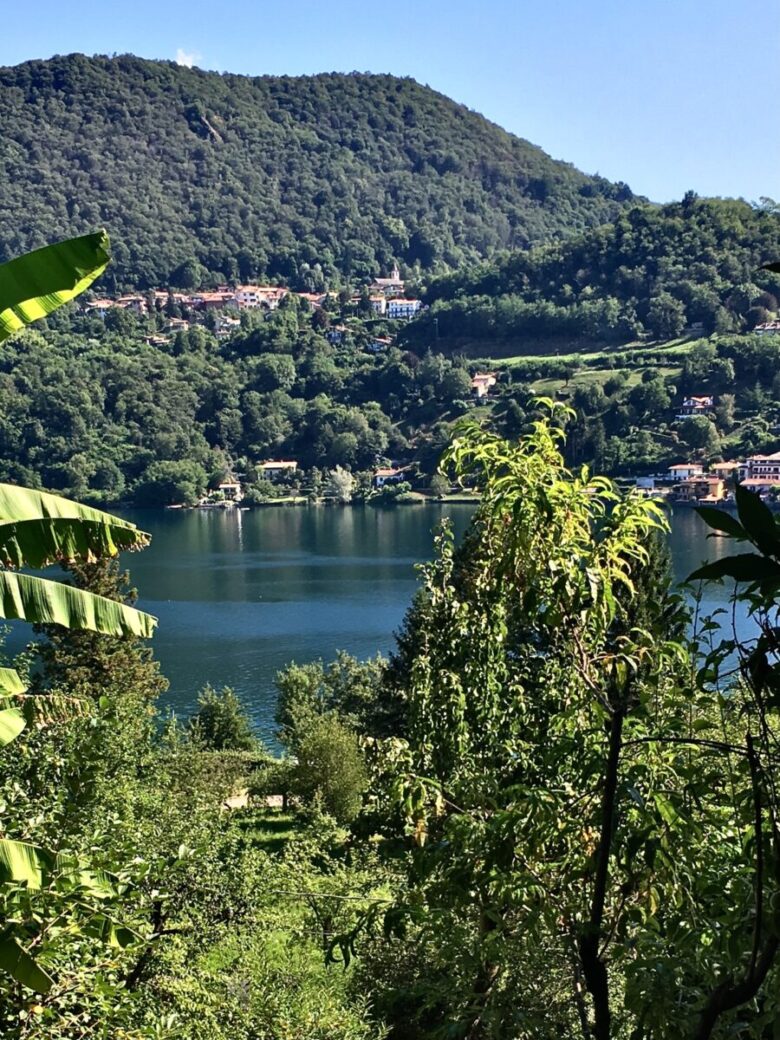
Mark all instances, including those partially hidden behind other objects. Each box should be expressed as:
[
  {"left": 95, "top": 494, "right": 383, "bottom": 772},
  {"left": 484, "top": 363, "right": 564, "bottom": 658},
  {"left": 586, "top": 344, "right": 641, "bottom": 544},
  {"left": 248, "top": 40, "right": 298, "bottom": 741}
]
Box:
[
  {"left": 190, "top": 291, "right": 236, "bottom": 311},
  {"left": 258, "top": 460, "right": 298, "bottom": 479},
  {"left": 668, "top": 463, "right": 705, "bottom": 481},
  {"left": 164, "top": 318, "right": 190, "bottom": 333},
  {"left": 369, "top": 296, "right": 387, "bottom": 316},
  {"left": 755, "top": 322, "right": 780, "bottom": 335},
  {"left": 676, "top": 395, "right": 714, "bottom": 419},
  {"left": 471, "top": 372, "right": 497, "bottom": 398},
  {"left": 215, "top": 316, "right": 241, "bottom": 338},
  {"left": 297, "top": 292, "right": 328, "bottom": 309},
  {"left": 366, "top": 336, "right": 392, "bottom": 353},
  {"left": 327, "top": 326, "right": 347, "bottom": 344},
  {"left": 235, "top": 285, "right": 288, "bottom": 310},
  {"left": 387, "top": 298, "right": 422, "bottom": 320},
  {"left": 369, "top": 264, "right": 405, "bottom": 298}
]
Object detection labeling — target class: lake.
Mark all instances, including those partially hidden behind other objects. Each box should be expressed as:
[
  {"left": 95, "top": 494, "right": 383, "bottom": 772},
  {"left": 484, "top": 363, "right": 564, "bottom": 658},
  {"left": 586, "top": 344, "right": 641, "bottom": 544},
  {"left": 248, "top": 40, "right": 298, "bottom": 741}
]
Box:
[{"left": 7, "top": 503, "right": 743, "bottom": 743}]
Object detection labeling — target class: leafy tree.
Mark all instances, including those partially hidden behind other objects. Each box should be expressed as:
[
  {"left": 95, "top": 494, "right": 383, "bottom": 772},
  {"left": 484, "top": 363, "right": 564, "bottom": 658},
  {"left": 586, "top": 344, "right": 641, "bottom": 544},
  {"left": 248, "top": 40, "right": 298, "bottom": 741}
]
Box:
[
  {"left": 292, "top": 714, "right": 367, "bottom": 823},
  {"left": 135, "top": 459, "right": 207, "bottom": 506},
  {"left": 325, "top": 466, "right": 355, "bottom": 503},
  {"left": 187, "top": 684, "right": 257, "bottom": 751}
]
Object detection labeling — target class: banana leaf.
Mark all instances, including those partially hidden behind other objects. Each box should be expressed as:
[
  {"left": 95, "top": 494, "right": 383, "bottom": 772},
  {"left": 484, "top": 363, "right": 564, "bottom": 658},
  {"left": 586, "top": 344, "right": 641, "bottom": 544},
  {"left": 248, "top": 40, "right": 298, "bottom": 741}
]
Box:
[
  {"left": 0, "top": 935, "right": 53, "bottom": 993},
  {"left": 0, "top": 231, "right": 110, "bottom": 343},
  {"left": 0, "top": 839, "right": 52, "bottom": 889},
  {"left": 0, "top": 707, "right": 25, "bottom": 746},
  {"left": 0, "top": 570, "right": 156, "bottom": 638},
  {"left": 0, "top": 517, "right": 150, "bottom": 568},
  {"left": 0, "top": 668, "right": 25, "bottom": 695}
]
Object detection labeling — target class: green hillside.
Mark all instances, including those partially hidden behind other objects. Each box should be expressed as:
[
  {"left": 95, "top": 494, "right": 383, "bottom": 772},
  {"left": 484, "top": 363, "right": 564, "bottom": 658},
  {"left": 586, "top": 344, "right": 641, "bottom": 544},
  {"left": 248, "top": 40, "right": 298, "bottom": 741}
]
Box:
[
  {"left": 403, "top": 197, "right": 780, "bottom": 354},
  {"left": 0, "top": 54, "right": 635, "bottom": 290}
]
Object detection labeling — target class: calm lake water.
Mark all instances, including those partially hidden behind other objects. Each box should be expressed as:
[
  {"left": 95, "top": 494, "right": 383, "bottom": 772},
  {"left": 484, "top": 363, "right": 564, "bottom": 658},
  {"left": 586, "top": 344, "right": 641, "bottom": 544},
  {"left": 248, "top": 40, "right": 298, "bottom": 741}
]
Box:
[{"left": 7, "top": 503, "right": 744, "bottom": 743}]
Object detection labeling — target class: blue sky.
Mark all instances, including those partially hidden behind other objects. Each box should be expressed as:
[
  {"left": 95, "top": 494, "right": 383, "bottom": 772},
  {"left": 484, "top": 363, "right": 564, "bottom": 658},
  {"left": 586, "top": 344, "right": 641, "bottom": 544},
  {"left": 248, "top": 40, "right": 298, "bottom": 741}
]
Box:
[{"left": 2, "top": 0, "right": 777, "bottom": 203}]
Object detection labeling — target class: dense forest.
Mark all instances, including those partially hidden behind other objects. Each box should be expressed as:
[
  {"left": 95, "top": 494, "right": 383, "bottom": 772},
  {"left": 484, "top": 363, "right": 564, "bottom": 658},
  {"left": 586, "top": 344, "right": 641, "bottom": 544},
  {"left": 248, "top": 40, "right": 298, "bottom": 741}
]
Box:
[
  {"left": 0, "top": 54, "right": 635, "bottom": 290},
  {"left": 404, "top": 197, "right": 780, "bottom": 351}
]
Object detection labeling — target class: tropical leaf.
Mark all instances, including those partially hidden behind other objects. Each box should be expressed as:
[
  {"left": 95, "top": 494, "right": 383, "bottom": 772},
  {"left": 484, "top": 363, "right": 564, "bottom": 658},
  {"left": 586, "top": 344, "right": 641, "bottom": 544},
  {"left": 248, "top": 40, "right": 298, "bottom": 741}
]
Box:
[
  {"left": 0, "top": 839, "right": 53, "bottom": 889},
  {"left": 0, "top": 707, "right": 26, "bottom": 747},
  {"left": 0, "top": 570, "right": 156, "bottom": 638},
  {"left": 0, "top": 231, "right": 110, "bottom": 343},
  {"left": 86, "top": 915, "right": 140, "bottom": 948},
  {"left": 734, "top": 483, "right": 780, "bottom": 556},
  {"left": 0, "top": 517, "right": 150, "bottom": 568},
  {"left": 695, "top": 507, "right": 746, "bottom": 539},
  {"left": 688, "top": 554, "right": 780, "bottom": 583},
  {"left": 0, "top": 935, "right": 53, "bottom": 993},
  {"left": 0, "top": 668, "right": 25, "bottom": 695}
]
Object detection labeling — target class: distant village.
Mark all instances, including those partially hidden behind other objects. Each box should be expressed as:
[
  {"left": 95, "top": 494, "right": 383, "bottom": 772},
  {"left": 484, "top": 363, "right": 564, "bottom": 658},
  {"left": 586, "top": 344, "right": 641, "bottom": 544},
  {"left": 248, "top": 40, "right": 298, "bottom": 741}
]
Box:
[
  {"left": 83, "top": 265, "right": 424, "bottom": 338},
  {"left": 638, "top": 395, "right": 780, "bottom": 505}
]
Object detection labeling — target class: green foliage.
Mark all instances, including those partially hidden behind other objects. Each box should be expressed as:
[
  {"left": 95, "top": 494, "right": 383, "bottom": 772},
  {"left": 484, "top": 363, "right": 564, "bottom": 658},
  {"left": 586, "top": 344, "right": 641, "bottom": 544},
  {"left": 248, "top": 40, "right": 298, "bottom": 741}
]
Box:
[
  {"left": 360, "top": 412, "right": 780, "bottom": 1038},
  {"left": 292, "top": 714, "right": 368, "bottom": 823},
  {"left": 410, "top": 198, "right": 780, "bottom": 349},
  {"left": 0, "top": 55, "right": 633, "bottom": 288},
  {"left": 187, "top": 684, "right": 257, "bottom": 751},
  {"left": 275, "top": 651, "right": 391, "bottom": 743}
]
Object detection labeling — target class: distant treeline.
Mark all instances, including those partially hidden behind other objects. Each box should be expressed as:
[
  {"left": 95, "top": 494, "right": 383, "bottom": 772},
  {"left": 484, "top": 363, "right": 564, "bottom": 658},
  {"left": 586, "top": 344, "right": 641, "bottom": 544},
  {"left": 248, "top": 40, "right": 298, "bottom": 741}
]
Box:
[{"left": 403, "top": 198, "right": 780, "bottom": 350}]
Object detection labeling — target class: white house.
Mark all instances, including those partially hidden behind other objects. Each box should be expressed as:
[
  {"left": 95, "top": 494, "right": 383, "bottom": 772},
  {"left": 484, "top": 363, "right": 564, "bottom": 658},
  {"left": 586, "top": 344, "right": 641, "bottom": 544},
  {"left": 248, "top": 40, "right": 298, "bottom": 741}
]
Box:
[
  {"left": 739, "top": 452, "right": 780, "bottom": 483},
  {"left": 369, "top": 296, "right": 387, "bottom": 317},
  {"left": 373, "top": 467, "right": 406, "bottom": 488},
  {"left": 755, "top": 322, "right": 780, "bottom": 336},
  {"left": 258, "top": 460, "right": 299, "bottom": 479},
  {"left": 668, "top": 463, "right": 705, "bottom": 481},
  {"left": 235, "top": 285, "right": 288, "bottom": 311},
  {"left": 676, "top": 395, "right": 714, "bottom": 419},
  {"left": 387, "top": 298, "right": 422, "bottom": 320},
  {"left": 216, "top": 479, "right": 243, "bottom": 503}
]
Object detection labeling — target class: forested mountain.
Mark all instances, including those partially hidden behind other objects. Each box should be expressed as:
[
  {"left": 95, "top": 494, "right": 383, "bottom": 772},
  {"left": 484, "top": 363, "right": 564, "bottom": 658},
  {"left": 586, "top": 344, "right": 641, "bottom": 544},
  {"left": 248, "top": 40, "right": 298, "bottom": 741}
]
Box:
[
  {"left": 405, "top": 197, "right": 780, "bottom": 351},
  {"left": 0, "top": 54, "right": 635, "bottom": 290}
]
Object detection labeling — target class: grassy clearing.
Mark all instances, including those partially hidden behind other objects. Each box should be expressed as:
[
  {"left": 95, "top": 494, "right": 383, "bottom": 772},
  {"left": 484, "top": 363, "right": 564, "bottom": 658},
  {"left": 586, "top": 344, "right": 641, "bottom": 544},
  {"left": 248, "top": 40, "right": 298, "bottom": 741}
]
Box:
[
  {"left": 239, "top": 808, "right": 300, "bottom": 854},
  {"left": 530, "top": 365, "right": 683, "bottom": 396},
  {"left": 491, "top": 337, "right": 698, "bottom": 369}
]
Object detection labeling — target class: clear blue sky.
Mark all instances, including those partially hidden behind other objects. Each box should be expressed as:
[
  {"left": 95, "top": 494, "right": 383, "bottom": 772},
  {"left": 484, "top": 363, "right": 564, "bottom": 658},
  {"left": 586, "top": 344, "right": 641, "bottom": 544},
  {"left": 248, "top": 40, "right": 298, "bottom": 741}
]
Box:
[{"left": 2, "top": 0, "right": 777, "bottom": 203}]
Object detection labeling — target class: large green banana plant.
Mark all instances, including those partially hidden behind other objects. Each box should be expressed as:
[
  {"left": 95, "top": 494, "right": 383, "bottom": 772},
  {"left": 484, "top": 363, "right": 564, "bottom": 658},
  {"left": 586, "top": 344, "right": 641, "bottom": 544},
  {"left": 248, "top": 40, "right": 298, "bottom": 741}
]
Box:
[{"left": 0, "top": 233, "right": 155, "bottom": 992}]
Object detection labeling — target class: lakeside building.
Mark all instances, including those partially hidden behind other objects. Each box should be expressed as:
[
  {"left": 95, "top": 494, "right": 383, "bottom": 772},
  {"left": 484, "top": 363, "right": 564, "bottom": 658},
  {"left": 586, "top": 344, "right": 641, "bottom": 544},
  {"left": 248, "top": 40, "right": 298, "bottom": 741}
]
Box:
[
  {"left": 373, "top": 467, "right": 407, "bottom": 488},
  {"left": 739, "top": 451, "right": 780, "bottom": 483},
  {"left": 755, "top": 321, "right": 780, "bottom": 335},
  {"left": 675, "top": 477, "right": 726, "bottom": 503},
  {"left": 216, "top": 479, "right": 243, "bottom": 503},
  {"left": 387, "top": 298, "right": 422, "bottom": 320},
  {"left": 471, "top": 372, "right": 497, "bottom": 398},
  {"left": 668, "top": 463, "right": 706, "bottom": 481},
  {"left": 710, "top": 461, "right": 741, "bottom": 479}
]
